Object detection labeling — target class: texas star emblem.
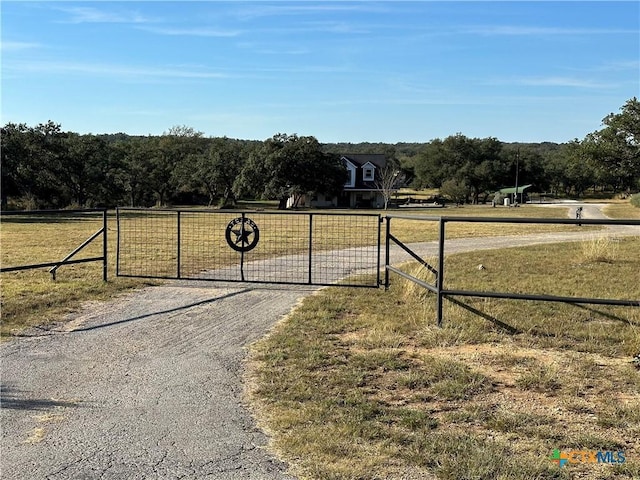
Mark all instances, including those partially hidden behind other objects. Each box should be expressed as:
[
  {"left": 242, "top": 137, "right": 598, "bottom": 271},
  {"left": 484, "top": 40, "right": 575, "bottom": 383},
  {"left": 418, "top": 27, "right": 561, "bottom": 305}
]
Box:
[{"left": 225, "top": 217, "right": 260, "bottom": 252}]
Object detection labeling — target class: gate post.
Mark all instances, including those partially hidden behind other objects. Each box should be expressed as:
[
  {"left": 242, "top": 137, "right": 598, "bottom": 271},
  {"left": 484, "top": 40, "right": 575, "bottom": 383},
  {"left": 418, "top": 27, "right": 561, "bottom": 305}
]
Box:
[
  {"left": 384, "top": 216, "right": 391, "bottom": 290},
  {"left": 240, "top": 212, "right": 246, "bottom": 281},
  {"left": 376, "top": 215, "right": 382, "bottom": 287},
  {"left": 103, "top": 209, "right": 108, "bottom": 281},
  {"left": 116, "top": 208, "right": 121, "bottom": 277},
  {"left": 436, "top": 218, "right": 445, "bottom": 327},
  {"left": 308, "top": 213, "right": 313, "bottom": 284},
  {"left": 177, "top": 211, "right": 181, "bottom": 279}
]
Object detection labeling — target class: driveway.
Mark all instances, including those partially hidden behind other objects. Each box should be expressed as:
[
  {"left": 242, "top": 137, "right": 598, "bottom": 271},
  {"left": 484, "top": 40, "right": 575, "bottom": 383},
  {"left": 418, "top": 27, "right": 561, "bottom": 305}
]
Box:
[{"left": 1, "top": 204, "right": 637, "bottom": 479}]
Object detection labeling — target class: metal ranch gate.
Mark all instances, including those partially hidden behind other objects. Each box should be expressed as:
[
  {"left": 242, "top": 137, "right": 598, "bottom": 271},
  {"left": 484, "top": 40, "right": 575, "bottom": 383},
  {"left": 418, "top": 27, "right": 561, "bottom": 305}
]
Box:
[{"left": 116, "top": 208, "right": 382, "bottom": 288}]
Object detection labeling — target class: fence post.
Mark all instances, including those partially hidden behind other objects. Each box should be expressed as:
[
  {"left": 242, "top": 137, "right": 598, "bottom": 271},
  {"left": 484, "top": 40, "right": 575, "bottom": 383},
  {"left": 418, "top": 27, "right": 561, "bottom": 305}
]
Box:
[
  {"left": 116, "top": 209, "right": 121, "bottom": 276},
  {"left": 308, "top": 213, "right": 313, "bottom": 284},
  {"left": 436, "top": 218, "right": 446, "bottom": 327},
  {"left": 384, "top": 216, "right": 391, "bottom": 290},
  {"left": 240, "top": 212, "right": 245, "bottom": 281},
  {"left": 103, "top": 209, "right": 108, "bottom": 281},
  {"left": 376, "top": 215, "right": 382, "bottom": 287},
  {"left": 177, "top": 211, "right": 181, "bottom": 279}
]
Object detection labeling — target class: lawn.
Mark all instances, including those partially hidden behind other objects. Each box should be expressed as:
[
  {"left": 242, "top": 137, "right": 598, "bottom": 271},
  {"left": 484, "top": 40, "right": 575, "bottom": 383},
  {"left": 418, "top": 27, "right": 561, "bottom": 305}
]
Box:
[
  {"left": 247, "top": 235, "right": 640, "bottom": 480},
  {"left": 0, "top": 201, "right": 619, "bottom": 336},
  {"left": 0, "top": 211, "right": 154, "bottom": 336},
  {"left": 2, "top": 201, "right": 639, "bottom": 478}
]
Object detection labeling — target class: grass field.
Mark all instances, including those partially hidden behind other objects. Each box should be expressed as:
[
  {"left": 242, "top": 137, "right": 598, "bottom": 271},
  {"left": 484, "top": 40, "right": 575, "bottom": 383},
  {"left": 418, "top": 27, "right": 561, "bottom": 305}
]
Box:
[
  {"left": 248, "top": 236, "right": 640, "bottom": 480},
  {"left": 2, "top": 199, "right": 639, "bottom": 477},
  {"left": 1, "top": 203, "right": 588, "bottom": 337},
  {"left": 387, "top": 203, "right": 595, "bottom": 245},
  {"left": 603, "top": 201, "right": 640, "bottom": 220},
  {"left": 0, "top": 212, "right": 155, "bottom": 336}
]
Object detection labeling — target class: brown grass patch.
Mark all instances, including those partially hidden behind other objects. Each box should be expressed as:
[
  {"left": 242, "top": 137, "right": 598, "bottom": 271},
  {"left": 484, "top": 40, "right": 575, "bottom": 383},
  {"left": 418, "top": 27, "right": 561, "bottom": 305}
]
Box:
[{"left": 248, "top": 237, "right": 640, "bottom": 480}]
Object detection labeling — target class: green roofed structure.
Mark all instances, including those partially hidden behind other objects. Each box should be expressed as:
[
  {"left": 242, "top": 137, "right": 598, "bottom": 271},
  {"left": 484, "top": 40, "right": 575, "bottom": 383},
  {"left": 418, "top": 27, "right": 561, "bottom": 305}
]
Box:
[
  {"left": 496, "top": 184, "right": 533, "bottom": 205},
  {"left": 498, "top": 184, "right": 533, "bottom": 195}
]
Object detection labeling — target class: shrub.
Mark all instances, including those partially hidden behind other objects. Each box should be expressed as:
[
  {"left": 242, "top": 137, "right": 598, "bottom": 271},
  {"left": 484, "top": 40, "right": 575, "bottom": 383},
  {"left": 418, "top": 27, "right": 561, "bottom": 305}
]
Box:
[
  {"left": 578, "top": 235, "right": 619, "bottom": 263},
  {"left": 631, "top": 193, "right": 640, "bottom": 208}
]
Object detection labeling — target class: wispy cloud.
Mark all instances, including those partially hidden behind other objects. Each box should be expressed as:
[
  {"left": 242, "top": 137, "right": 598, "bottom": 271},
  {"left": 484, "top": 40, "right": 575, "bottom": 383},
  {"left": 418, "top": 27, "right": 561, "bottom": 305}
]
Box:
[
  {"left": 138, "top": 26, "right": 243, "bottom": 38},
  {"left": 7, "top": 60, "right": 230, "bottom": 80},
  {"left": 1, "top": 41, "right": 42, "bottom": 52},
  {"left": 236, "top": 42, "right": 310, "bottom": 55},
  {"left": 503, "top": 76, "right": 615, "bottom": 89},
  {"left": 234, "top": 3, "right": 389, "bottom": 20},
  {"left": 300, "top": 21, "right": 371, "bottom": 35},
  {"left": 461, "top": 25, "right": 638, "bottom": 36},
  {"left": 5, "top": 57, "right": 353, "bottom": 82},
  {"left": 55, "top": 6, "right": 157, "bottom": 24},
  {"left": 599, "top": 60, "right": 640, "bottom": 71}
]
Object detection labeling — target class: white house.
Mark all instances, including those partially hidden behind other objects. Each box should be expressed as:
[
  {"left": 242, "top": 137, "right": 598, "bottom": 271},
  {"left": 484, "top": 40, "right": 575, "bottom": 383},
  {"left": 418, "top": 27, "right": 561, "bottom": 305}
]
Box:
[{"left": 287, "top": 154, "right": 392, "bottom": 208}]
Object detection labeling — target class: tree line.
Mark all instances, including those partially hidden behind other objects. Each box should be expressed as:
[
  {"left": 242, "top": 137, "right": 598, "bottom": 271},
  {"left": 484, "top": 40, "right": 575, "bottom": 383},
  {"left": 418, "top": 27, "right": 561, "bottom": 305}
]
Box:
[
  {"left": 0, "top": 127, "right": 346, "bottom": 210},
  {"left": 408, "top": 97, "right": 639, "bottom": 203},
  {"left": 2, "top": 97, "right": 638, "bottom": 210}
]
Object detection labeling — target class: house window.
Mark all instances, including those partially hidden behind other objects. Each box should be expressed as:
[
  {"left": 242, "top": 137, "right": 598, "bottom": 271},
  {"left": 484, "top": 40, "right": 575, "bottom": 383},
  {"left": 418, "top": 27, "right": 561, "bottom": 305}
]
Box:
[
  {"left": 363, "top": 167, "right": 374, "bottom": 181},
  {"left": 345, "top": 169, "right": 354, "bottom": 186}
]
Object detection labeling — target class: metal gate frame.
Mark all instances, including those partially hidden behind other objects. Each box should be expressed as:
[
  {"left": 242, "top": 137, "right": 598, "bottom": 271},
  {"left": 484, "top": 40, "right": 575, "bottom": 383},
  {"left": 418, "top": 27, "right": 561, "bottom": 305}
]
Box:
[
  {"left": 0, "top": 209, "right": 108, "bottom": 281},
  {"left": 116, "top": 208, "right": 382, "bottom": 288}
]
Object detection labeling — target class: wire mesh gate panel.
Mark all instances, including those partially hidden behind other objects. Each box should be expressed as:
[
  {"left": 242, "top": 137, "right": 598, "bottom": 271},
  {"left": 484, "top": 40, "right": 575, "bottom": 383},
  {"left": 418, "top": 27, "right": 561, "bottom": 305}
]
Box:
[{"left": 116, "top": 208, "right": 381, "bottom": 287}]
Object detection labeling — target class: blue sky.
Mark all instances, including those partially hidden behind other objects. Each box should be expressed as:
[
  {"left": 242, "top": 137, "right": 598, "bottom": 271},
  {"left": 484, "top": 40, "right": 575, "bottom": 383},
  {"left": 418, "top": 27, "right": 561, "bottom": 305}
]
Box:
[{"left": 2, "top": 1, "right": 638, "bottom": 143}]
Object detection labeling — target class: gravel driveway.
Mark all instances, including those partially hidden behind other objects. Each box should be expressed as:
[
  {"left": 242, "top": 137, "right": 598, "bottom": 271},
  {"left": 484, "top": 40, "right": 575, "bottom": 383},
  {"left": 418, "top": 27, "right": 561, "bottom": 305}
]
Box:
[{"left": 2, "top": 204, "right": 637, "bottom": 479}]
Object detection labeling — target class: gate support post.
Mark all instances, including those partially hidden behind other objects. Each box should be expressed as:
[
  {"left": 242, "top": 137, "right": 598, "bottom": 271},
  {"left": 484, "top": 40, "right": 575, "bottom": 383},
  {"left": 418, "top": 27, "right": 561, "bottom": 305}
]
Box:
[
  {"left": 436, "top": 218, "right": 445, "bottom": 327},
  {"left": 116, "top": 208, "right": 121, "bottom": 277},
  {"left": 376, "top": 215, "right": 382, "bottom": 287},
  {"left": 384, "top": 217, "right": 391, "bottom": 290},
  {"left": 177, "top": 211, "right": 181, "bottom": 279},
  {"left": 308, "top": 214, "right": 313, "bottom": 284},
  {"left": 240, "top": 212, "right": 245, "bottom": 281},
  {"left": 103, "top": 209, "right": 108, "bottom": 281}
]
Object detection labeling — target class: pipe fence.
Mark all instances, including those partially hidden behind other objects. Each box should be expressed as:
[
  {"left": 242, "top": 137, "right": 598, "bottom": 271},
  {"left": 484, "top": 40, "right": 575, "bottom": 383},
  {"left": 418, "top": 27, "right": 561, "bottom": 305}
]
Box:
[{"left": 384, "top": 215, "right": 640, "bottom": 326}]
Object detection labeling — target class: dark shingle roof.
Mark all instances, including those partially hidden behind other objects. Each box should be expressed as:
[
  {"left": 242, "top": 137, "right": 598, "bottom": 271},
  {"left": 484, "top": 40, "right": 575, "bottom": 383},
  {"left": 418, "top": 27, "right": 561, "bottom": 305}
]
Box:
[
  {"left": 341, "top": 154, "right": 387, "bottom": 169},
  {"left": 341, "top": 154, "right": 387, "bottom": 190}
]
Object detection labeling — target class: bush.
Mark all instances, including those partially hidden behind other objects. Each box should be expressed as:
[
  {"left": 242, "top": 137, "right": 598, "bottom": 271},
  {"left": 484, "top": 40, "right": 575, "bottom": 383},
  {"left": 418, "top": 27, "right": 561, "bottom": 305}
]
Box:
[{"left": 631, "top": 193, "right": 640, "bottom": 208}]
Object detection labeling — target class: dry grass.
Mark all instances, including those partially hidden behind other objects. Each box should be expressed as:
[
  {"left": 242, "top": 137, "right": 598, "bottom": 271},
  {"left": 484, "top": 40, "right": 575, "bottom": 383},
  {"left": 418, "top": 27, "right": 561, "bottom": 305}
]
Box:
[
  {"left": 247, "top": 237, "right": 640, "bottom": 480},
  {"left": 603, "top": 200, "right": 640, "bottom": 220},
  {"left": 1, "top": 212, "right": 154, "bottom": 336},
  {"left": 579, "top": 235, "right": 620, "bottom": 263},
  {"left": 388, "top": 203, "right": 591, "bottom": 245}
]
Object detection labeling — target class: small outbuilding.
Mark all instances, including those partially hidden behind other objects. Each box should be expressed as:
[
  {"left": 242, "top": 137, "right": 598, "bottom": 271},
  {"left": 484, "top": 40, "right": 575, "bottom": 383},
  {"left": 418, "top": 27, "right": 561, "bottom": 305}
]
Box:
[{"left": 496, "top": 184, "right": 533, "bottom": 205}]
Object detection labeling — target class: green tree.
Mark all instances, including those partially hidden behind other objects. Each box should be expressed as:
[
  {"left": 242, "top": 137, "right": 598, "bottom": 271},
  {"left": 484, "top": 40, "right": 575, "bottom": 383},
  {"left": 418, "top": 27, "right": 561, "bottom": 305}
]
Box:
[
  {"left": 582, "top": 97, "right": 640, "bottom": 192},
  {"left": 439, "top": 179, "right": 469, "bottom": 205},
  {"left": 147, "top": 126, "right": 206, "bottom": 206},
  {"left": 121, "top": 137, "right": 157, "bottom": 207},
  {"left": 1, "top": 121, "right": 67, "bottom": 208},
  {"left": 1, "top": 123, "right": 31, "bottom": 208},
  {"left": 559, "top": 141, "right": 596, "bottom": 196},
  {"left": 500, "top": 145, "right": 550, "bottom": 197},
  {"left": 175, "top": 137, "right": 245, "bottom": 207},
  {"left": 57, "top": 134, "right": 113, "bottom": 207},
  {"left": 235, "top": 134, "right": 346, "bottom": 209},
  {"left": 414, "top": 134, "right": 504, "bottom": 203}
]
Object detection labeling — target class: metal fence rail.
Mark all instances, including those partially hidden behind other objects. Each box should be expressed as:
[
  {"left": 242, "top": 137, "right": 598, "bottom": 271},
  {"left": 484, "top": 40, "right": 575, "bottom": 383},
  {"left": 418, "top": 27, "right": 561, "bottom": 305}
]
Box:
[
  {"left": 0, "top": 209, "right": 108, "bottom": 281},
  {"left": 116, "top": 208, "right": 381, "bottom": 287},
  {"left": 385, "top": 215, "right": 640, "bottom": 326}
]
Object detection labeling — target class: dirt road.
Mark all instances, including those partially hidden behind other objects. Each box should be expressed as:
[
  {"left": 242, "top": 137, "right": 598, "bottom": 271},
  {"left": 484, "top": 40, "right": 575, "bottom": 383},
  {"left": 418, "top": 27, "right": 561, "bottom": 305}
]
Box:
[{"left": 1, "top": 204, "right": 637, "bottom": 479}]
